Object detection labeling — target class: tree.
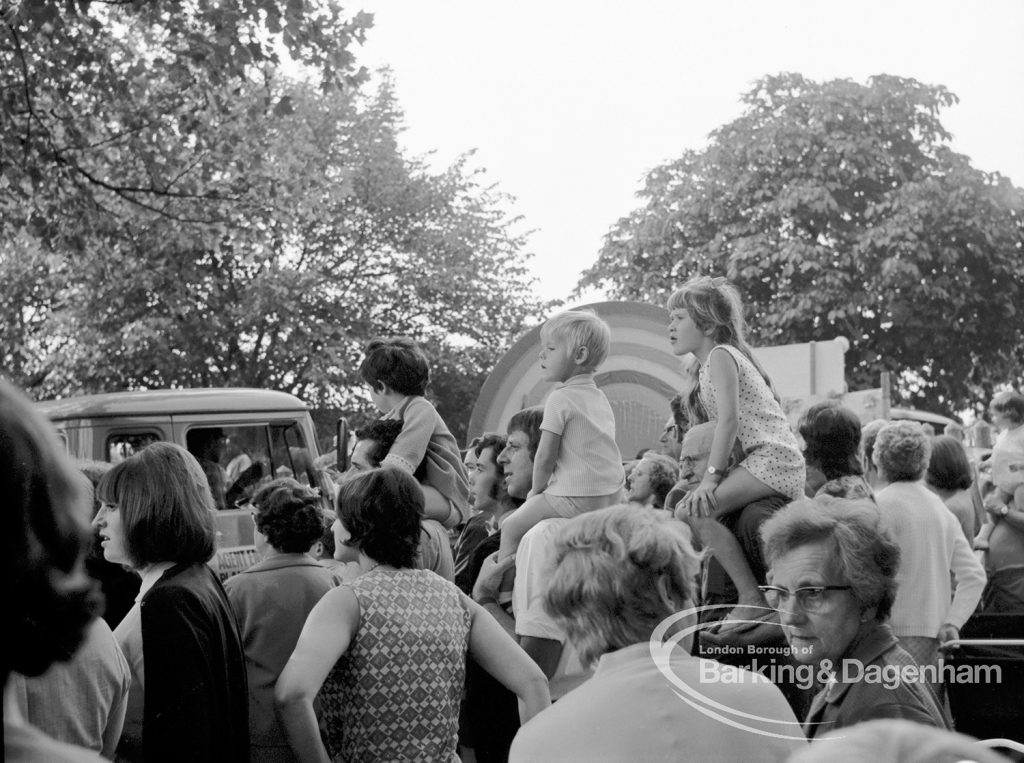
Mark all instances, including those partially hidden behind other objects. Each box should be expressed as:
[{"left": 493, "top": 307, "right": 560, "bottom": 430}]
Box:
[
  {"left": 2, "top": 2, "right": 544, "bottom": 436},
  {"left": 581, "top": 73, "right": 1024, "bottom": 413}
]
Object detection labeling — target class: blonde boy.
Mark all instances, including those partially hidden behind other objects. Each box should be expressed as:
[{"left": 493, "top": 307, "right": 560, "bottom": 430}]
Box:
[{"left": 497, "top": 310, "right": 624, "bottom": 561}]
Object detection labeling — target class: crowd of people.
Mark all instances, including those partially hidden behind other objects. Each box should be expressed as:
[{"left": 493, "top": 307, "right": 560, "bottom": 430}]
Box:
[{"left": 4, "top": 275, "right": 1023, "bottom": 762}]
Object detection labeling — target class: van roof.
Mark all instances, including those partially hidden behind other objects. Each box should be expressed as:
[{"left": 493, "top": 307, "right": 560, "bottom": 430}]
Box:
[
  {"left": 887, "top": 407, "right": 959, "bottom": 428},
  {"left": 36, "top": 388, "right": 310, "bottom": 421}
]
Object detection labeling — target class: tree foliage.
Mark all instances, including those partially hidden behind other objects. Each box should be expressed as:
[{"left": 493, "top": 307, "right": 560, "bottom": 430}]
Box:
[
  {"left": 582, "top": 73, "right": 1024, "bottom": 413},
  {"left": 2, "top": 1, "right": 544, "bottom": 436}
]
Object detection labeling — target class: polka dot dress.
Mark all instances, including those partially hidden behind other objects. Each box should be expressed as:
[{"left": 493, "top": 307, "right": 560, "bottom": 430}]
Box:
[{"left": 698, "top": 344, "right": 806, "bottom": 502}]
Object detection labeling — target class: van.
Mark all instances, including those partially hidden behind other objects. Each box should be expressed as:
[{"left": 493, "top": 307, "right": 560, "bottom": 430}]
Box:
[{"left": 37, "top": 388, "right": 337, "bottom": 579}]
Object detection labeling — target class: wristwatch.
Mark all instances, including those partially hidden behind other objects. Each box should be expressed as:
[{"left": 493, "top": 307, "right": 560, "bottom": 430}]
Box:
[
  {"left": 1000, "top": 505, "right": 1010, "bottom": 517},
  {"left": 706, "top": 465, "right": 722, "bottom": 478}
]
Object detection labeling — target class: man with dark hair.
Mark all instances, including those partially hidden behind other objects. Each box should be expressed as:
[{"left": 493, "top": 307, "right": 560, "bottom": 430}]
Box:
[
  {"left": 453, "top": 434, "right": 510, "bottom": 595},
  {"left": 348, "top": 420, "right": 454, "bottom": 581},
  {"left": 473, "top": 406, "right": 591, "bottom": 702}
]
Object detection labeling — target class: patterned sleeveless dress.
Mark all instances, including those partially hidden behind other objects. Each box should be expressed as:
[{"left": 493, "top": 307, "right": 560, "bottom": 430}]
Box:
[
  {"left": 698, "top": 344, "right": 806, "bottom": 502},
  {"left": 318, "top": 568, "right": 472, "bottom": 762}
]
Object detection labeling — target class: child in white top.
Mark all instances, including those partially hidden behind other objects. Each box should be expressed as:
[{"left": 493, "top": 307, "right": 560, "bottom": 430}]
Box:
[
  {"left": 497, "top": 310, "right": 624, "bottom": 562},
  {"left": 975, "top": 390, "right": 1024, "bottom": 549},
  {"left": 358, "top": 337, "right": 470, "bottom": 528},
  {"left": 666, "top": 276, "right": 805, "bottom": 626}
]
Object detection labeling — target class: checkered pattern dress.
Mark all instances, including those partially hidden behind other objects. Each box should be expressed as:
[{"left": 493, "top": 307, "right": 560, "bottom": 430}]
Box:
[{"left": 318, "top": 568, "right": 471, "bottom": 762}]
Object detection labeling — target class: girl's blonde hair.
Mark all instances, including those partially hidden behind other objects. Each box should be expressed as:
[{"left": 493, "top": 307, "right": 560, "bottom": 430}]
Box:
[{"left": 667, "top": 276, "right": 777, "bottom": 399}]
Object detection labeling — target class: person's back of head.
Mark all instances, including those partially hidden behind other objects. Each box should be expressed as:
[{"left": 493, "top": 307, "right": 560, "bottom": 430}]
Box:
[
  {"left": 874, "top": 421, "right": 931, "bottom": 483},
  {"left": 799, "top": 400, "right": 864, "bottom": 480},
  {"left": 926, "top": 435, "right": 973, "bottom": 492},
  {"left": 2, "top": 380, "right": 100, "bottom": 682},
  {"left": 359, "top": 336, "right": 430, "bottom": 396},
  {"left": 543, "top": 505, "right": 702, "bottom": 666},
  {"left": 251, "top": 478, "right": 325, "bottom": 553},
  {"left": 336, "top": 468, "right": 423, "bottom": 568},
  {"left": 96, "top": 441, "right": 217, "bottom": 568}
]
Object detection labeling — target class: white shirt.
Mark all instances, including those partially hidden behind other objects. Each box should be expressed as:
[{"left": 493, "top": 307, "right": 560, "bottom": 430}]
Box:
[{"left": 511, "top": 519, "right": 591, "bottom": 699}]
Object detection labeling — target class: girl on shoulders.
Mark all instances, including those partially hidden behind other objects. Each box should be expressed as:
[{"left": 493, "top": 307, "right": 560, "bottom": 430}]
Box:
[{"left": 666, "top": 276, "right": 805, "bottom": 624}]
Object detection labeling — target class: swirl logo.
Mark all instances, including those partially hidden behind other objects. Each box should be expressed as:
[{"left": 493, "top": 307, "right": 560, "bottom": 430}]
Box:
[{"left": 648, "top": 604, "right": 832, "bottom": 741}]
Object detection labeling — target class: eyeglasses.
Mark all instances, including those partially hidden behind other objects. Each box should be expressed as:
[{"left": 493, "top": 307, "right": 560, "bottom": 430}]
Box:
[{"left": 758, "top": 585, "right": 852, "bottom": 612}]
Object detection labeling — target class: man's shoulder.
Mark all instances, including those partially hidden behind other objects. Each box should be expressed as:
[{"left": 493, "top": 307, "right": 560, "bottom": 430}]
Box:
[{"left": 521, "top": 518, "right": 569, "bottom": 547}]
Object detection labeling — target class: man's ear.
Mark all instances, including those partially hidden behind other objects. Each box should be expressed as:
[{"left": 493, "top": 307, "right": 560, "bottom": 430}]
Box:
[
  {"left": 574, "top": 345, "right": 590, "bottom": 366},
  {"left": 375, "top": 381, "right": 389, "bottom": 395}
]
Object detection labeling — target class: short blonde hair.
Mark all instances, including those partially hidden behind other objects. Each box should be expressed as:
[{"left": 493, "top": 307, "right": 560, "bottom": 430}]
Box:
[
  {"left": 541, "top": 309, "right": 611, "bottom": 371},
  {"left": 543, "top": 505, "right": 701, "bottom": 666}
]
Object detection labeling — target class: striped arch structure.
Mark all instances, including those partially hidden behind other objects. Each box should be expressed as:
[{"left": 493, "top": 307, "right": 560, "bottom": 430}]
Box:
[{"left": 467, "top": 302, "right": 687, "bottom": 461}]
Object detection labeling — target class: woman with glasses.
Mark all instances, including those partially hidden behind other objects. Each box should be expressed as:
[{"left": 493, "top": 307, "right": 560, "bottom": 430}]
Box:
[
  {"left": 224, "top": 479, "right": 340, "bottom": 762},
  {"left": 760, "top": 498, "right": 950, "bottom": 740}
]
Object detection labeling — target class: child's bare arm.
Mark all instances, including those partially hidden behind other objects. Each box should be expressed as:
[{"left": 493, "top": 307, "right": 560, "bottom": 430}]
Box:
[
  {"left": 706, "top": 350, "right": 740, "bottom": 476},
  {"left": 498, "top": 495, "right": 560, "bottom": 562},
  {"left": 687, "top": 350, "right": 739, "bottom": 517},
  {"left": 530, "top": 430, "right": 561, "bottom": 497}
]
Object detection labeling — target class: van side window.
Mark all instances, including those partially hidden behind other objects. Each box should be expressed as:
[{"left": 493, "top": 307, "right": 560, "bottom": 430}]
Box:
[
  {"left": 185, "top": 423, "right": 317, "bottom": 512},
  {"left": 107, "top": 433, "right": 162, "bottom": 463}
]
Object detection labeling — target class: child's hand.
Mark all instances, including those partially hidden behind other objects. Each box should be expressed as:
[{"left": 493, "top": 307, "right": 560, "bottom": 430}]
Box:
[
  {"left": 472, "top": 552, "right": 516, "bottom": 604},
  {"left": 682, "top": 480, "right": 718, "bottom": 519}
]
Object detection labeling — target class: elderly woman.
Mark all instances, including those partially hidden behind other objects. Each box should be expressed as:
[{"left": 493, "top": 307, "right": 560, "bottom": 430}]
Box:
[
  {"left": 626, "top": 451, "right": 679, "bottom": 509},
  {"left": 760, "top": 498, "right": 949, "bottom": 739},
  {"left": 276, "top": 468, "right": 549, "bottom": 762},
  {"left": 93, "top": 442, "right": 248, "bottom": 762},
  {"left": 224, "top": 479, "right": 340, "bottom": 762},
  {"left": 510, "top": 506, "right": 804, "bottom": 762},
  {"left": 872, "top": 422, "right": 986, "bottom": 682}
]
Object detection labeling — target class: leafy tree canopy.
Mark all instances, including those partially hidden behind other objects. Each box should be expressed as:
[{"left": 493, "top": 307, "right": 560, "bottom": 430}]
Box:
[
  {"left": 582, "top": 73, "right": 1024, "bottom": 414},
  {"left": 2, "top": 1, "right": 544, "bottom": 441}
]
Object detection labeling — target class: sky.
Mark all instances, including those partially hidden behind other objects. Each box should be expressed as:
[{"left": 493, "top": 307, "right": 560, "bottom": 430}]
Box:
[{"left": 350, "top": 0, "right": 1024, "bottom": 304}]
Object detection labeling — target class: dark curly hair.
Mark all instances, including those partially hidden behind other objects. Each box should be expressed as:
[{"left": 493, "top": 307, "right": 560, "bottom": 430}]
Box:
[
  {"left": 473, "top": 433, "right": 508, "bottom": 500},
  {"left": 3, "top": 380, "right": 101, "bottom": 681},
  {"left": 336, "top": 468, "right": 422, "bottom": 568},
  {"left": 251, "top": 478, "right": 325, "bottom": 553},
  {"left": 355, "top": 419, "right": 404, "bottom": 466},
  {"left": 359, "top": 336, "right": 430, "bottom": 397},
  {"left": 799, "top": 400, "right": 864, "bottom": 480}
]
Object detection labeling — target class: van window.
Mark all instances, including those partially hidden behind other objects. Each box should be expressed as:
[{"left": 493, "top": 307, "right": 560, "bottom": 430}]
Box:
[
  {"left": 185, "top": 422, "right": 318, "bottom": 512},
  {"left": 107, "top": 432, "right": 162, "bottom": 463}
]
